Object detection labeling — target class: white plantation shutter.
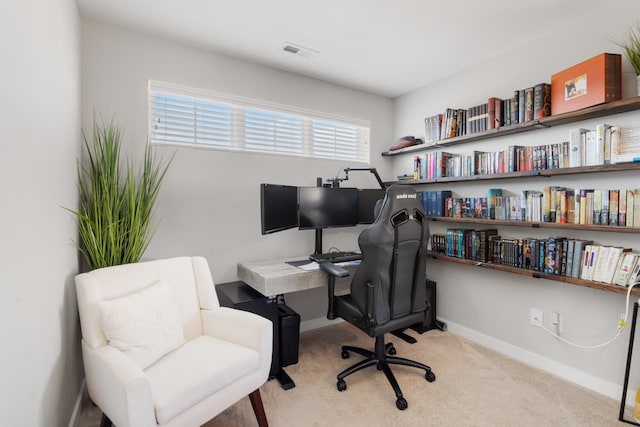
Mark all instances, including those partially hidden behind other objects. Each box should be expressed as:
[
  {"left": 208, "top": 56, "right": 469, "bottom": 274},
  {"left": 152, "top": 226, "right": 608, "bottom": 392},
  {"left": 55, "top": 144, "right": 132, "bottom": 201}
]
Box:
[{"left": 149, "top": 80, "right": 370, "bottom": 163}]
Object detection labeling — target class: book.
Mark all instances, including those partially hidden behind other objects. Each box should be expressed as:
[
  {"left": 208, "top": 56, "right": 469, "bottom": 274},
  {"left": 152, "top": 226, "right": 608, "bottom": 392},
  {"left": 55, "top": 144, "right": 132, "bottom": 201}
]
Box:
[
  {"left": 628, "top": 259, "right": 640, "bottom": 286},
  {"left": 609, "top": 190, "right": 619, "bottom": 226},
  {"left": 591, "top": 245, "right": 610, "bottom": 283},
  {"left": 524, "top": 87, "right": 534, "bottom": 122},
  {"left": 533, "top": 83, "right": 551, "bottom": 119},
  {"left": 424, "top": 114, "right": 443, "bottom": 144},
  {"left": 487, "top": 188, "right": 503, "bottom": 220},
  {"left": 568, "top": 128, "right": 588, "bottom": 167},
  {"left": 572, "top": 239, "right": 593, "bottom": 278},
  {"left": 627, "top": 190, "right": 635, "bottom": 227},
  {"left": 619, "top": 189, "right": 627, "bottom": 226},
  {"left": 613, "top": 252, "right": 640, "bottom": 286},
  {"left": 635, "top": 189, "right": 640, "bottom": 228},
  {"left": 584, "top": 130, "right": 598, "bottom": 166},
  {"left": 582, "top": 244, "right": 600, "bottom": 281},
  {"left": 434, "top": 190, "right": 452, "bottom": 217},
  {"left": 595, "top": 124, "right": 611, "bottom": 166},
  {"left": 602, "top": 247, "right": 630, "bottom": 284}
]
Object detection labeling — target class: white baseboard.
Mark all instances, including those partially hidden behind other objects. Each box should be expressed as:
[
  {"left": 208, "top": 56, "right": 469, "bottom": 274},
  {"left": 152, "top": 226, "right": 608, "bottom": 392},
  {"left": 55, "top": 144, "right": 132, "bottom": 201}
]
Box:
[
  {"left": 300, "top": 316, "right": 343, "bottom": 333},
  {"left": 441, "top": 317, "right": 624, "bottom": 402},
  {"left": 68, "top": 380, "right": 86, "bottom": 427}
]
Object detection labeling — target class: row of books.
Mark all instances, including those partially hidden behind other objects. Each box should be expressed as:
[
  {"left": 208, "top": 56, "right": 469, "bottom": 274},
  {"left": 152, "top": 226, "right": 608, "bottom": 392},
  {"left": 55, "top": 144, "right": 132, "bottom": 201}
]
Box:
[
  {"left": 413, "top": 123, "right": 640, "bottom": 181},
  {"left": 484, "top": 187, "right": 640, "bottom": 227},
  {"left": 423, "top": 83, "right": 552, "bottom": 144},
  {"left": 413, "top": 141, "right": 573, "bottom": 181},
  {"left": 489, "top": 84, "right": 552, "bottom": 129},
  {"left": 430, "top": 230, "right": 640, "bottom": 287}
]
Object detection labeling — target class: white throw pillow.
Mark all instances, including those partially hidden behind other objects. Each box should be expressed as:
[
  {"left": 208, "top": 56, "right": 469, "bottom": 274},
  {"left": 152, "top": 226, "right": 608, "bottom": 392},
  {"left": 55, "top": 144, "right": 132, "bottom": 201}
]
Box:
[{"left": 98, "top": 280, "right": 185, "bottom": 369}]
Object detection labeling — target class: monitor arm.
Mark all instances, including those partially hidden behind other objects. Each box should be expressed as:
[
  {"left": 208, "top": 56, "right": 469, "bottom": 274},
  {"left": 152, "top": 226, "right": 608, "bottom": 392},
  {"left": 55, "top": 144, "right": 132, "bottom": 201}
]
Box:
[{"left": 325, "top": 167, "right": 386, "bottom": 190}]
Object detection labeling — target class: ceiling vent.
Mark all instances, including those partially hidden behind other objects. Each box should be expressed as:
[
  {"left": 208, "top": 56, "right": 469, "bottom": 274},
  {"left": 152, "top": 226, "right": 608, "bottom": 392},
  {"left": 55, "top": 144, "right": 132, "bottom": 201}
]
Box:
[{"left": 282, "top": 42, "right": 318, "bottom": 58}]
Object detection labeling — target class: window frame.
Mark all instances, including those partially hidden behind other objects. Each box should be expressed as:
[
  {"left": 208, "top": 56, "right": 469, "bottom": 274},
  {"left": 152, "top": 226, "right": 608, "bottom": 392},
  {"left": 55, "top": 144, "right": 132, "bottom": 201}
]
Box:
[{"left": 148, "top": 80, "right": 371, "bottom": 163}]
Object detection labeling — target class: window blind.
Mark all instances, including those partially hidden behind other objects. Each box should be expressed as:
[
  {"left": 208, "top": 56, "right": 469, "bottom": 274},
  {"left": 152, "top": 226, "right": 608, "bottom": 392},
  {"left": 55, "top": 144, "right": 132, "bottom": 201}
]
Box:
[{"left": 148, "top": 80, "right": 370, "bottom": 163}]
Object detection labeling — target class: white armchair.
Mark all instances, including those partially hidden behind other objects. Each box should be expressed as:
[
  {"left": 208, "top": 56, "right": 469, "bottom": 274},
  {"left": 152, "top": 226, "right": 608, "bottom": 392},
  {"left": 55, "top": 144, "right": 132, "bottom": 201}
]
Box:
[{"left": 75, "top": 256, "right": 272, "bottom": 427}]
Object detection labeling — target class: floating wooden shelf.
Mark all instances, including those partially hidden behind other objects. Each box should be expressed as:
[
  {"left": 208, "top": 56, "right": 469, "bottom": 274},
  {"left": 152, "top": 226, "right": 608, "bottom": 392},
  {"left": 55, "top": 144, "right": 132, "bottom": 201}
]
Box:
[
  {"left": 383, "top": 96, "right": 640, "bottom": 157},
  {"left": 426, "top": 251, "right": 640, "bottom": 297},
  {"left": 426, "top": 216, "right": 640, "bottom": 234}
]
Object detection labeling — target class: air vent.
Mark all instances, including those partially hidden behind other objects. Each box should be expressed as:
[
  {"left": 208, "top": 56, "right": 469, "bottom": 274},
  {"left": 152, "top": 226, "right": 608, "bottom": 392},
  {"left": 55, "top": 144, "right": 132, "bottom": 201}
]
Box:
[{"left": 282, "top": 42, "right": 318, "bottom": 58}]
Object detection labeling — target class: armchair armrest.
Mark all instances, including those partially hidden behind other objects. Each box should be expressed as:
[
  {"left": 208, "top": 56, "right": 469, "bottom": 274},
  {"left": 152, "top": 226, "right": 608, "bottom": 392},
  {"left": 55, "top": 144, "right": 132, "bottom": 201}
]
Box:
[
  {"left": 82, "top": 341, "right": 155, "bottom": 427},
  {"left": 201, "top": 307, "right": 273, "bottom": 369}
]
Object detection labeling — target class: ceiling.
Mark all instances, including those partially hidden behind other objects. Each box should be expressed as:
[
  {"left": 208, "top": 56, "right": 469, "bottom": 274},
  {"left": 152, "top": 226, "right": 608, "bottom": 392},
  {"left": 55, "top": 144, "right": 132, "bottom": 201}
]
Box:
[{"left": 76, "top": 0, "right": 609, "bottom": 98}]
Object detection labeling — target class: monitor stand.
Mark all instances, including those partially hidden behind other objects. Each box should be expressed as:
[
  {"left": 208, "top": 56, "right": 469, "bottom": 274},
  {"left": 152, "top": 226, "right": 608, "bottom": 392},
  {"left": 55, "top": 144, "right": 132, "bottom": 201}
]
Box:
[{"left": 313, "top": 229, "right": 323, "bottom": 255}]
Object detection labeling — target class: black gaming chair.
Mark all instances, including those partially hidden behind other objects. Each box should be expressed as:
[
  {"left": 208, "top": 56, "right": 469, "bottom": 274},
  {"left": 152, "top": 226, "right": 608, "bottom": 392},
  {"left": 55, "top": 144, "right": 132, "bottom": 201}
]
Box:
[{"left": 320, "top": 184, "right": 436, "bottom": 410}]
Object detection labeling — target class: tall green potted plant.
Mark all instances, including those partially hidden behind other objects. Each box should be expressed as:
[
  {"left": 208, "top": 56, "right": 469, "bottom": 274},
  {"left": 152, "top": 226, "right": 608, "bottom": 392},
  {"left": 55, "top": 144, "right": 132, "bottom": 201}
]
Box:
[
  {"left": 615, "top": 22, "right": 640, "bottom": 95},
  {"left": 67, "top": 118, "right": 172, "bottom": 270}
]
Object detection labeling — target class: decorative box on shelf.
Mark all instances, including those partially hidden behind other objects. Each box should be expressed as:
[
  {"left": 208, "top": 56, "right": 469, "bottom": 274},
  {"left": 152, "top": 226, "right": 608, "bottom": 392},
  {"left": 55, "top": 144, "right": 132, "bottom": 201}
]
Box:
[{"left": 551, "top": 52, "right": 622, "bottom": 115}]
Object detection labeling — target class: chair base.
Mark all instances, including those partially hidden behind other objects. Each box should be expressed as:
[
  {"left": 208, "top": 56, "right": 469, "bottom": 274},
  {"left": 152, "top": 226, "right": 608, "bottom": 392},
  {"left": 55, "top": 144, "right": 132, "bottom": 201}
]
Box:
[{"left": 336, "top": 335, "right": 435, "bottom": 410}]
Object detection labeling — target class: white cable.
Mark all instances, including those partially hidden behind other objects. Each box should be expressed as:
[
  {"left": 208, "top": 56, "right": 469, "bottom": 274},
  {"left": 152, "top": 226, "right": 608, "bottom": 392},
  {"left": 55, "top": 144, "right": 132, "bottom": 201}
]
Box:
[{"left": 536, "top": 282, "right": 638, "bottom": 349}]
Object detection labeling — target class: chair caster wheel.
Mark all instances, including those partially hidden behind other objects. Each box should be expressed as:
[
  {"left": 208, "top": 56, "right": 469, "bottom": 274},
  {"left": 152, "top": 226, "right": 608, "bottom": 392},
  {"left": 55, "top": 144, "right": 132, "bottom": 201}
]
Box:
[
  {"left": 337, "top": 380, "right": 347, "bottom": 391},
  {"left": 425, "top": 370, "right": 436, "bottom": 382},
  {"left": 386, "top": 343, "right": 396, "bottom": 355},
  {"left": 341, "top": 350, "right": 349, "bottom": 359},
  {"left": 396, "top": 397, "right": 408, "bottom": 410}
]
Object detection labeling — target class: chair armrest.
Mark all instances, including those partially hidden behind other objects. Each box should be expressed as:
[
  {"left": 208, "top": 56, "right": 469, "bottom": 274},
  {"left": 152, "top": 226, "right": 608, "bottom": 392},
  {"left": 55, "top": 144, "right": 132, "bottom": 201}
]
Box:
[
  {"left": 82, "top": 341, "right": 155, "bottom": 427},
  {"left": 319, "top": 261, "right": 349, "bottom": 277},
  {"left": 201, "top": 307, "right": 273, "bottom": 365}
]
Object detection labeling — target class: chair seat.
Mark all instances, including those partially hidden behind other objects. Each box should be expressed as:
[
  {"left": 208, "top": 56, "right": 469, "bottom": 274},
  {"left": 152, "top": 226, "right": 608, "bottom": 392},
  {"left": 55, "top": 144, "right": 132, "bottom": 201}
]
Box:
[
  {"left": 145, "top": 335, "right": 260, "bottom": 424},
  {"left": 334, "top": 294, "right": 426, "bottom": 337}
]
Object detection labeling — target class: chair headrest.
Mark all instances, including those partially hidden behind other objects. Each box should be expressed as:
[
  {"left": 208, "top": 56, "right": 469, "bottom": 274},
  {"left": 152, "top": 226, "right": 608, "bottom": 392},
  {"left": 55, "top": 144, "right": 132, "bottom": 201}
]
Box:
[{"left": 373, "top": 185, "right": 423, "bottom": 226}]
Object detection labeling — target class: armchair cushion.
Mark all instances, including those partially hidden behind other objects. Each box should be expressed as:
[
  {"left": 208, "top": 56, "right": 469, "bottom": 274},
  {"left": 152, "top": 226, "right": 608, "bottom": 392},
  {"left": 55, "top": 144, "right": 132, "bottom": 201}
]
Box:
[
  {"left": 145, "top": 334, "right": 261, "bottom": 424},
  {"left": 98, "top": 280, "right": 185, "bottom": 369}
]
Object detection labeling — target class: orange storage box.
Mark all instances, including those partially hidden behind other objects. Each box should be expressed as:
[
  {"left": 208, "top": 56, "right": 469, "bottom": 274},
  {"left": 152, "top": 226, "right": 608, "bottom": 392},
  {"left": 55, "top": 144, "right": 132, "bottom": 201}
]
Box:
[{"left": 551, "top": 53, "right": 621, "bottom": 115}]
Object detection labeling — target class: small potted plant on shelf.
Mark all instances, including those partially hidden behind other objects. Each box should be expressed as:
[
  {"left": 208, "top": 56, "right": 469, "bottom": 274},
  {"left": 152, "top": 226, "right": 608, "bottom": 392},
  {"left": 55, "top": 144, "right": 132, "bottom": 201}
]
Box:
[
  {"left": 615, "top": 22, "right": 640, "bottom": 95},
  {"left": 65, "top": 117, "right": 173, "bottom": 270}
]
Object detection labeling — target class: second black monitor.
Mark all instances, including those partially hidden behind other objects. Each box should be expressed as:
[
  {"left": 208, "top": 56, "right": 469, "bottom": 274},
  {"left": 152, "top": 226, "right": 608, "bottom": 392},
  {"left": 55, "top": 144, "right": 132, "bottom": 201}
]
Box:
[{"left": 298, "top": 186, "right": 359, "bottom": 230}]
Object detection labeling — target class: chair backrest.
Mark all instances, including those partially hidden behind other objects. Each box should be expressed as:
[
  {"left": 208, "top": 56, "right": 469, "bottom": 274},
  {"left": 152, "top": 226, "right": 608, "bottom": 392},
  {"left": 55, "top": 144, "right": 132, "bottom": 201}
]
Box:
[
  {"left": 350, "top": 185, "right": 429, "bottom": 325},
  {"left": 75, "top": 256, "right": 220, "bottom": 350}
]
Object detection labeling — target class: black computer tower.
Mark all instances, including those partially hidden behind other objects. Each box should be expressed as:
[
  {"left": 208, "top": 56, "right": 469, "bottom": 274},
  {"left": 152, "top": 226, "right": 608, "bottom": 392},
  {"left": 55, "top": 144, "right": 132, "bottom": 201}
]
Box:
[
  {"left": 410, "top": 279, "right": 437, "bottom": 333},
  {"left": 278, "top": 304, "right": 300, "bottom": 367}
]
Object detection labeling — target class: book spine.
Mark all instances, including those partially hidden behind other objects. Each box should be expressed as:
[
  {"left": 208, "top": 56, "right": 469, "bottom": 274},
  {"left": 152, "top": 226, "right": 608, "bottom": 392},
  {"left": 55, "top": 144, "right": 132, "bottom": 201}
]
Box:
[
  {"left": 533, "top": 83, "right": 551, "bottom": 120},
  {"left": 524, "top": 87, "right": 534, "bottom": 121}
]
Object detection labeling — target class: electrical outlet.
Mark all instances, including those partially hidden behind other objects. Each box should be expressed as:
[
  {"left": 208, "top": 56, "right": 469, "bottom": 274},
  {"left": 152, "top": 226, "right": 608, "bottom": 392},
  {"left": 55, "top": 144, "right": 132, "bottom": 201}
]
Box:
[
  {"left": 530, "top": 308, "right": 543, "bottom": 327},
  {"left": 550, "top": 311, "right": 562, "bottom": 334}
]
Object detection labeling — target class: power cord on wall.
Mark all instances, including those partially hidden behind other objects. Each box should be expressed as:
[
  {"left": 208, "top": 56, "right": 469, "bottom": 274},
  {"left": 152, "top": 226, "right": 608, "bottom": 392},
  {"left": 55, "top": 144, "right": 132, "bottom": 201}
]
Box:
[{"left": 536, "top": 282, "right": 638, "bottom": 349}]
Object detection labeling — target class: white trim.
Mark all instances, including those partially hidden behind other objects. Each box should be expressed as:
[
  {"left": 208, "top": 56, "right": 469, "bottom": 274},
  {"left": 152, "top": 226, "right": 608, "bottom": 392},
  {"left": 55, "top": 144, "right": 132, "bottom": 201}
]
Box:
[
  {"left": 441, "top": 317, "right": 625, "bottom": 402},
  {"left": 300, "top": 316, "right": 343, "bottom": 333},
  {"left": 67, "top": 380, "right": 86, "bottom": 427}
]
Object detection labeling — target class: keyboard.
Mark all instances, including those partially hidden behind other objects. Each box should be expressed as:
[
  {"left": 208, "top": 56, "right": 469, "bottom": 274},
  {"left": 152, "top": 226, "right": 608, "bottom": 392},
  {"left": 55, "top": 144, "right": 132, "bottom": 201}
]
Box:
[{"left": 309, "top": 251, "right": 362, "bottom": 263}]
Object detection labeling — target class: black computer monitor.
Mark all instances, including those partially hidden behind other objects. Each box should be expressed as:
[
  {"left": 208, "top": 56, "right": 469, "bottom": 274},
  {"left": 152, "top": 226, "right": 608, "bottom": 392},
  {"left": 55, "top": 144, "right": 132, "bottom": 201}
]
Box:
[
  {"left": 298, "top": 186, "right": 359, "bottom": 230},
  {"left": 358, "top": 188, "right": 386, "bottom": 224},
  {"left": 260, "top": 183, "right": 299, "bottom": 235}
]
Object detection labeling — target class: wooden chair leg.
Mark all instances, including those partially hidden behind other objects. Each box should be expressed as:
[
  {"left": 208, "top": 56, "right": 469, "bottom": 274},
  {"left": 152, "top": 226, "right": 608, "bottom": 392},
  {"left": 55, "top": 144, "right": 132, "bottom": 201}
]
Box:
[{"left": 248, "top": 389, "right": 268, "bottom": 427}]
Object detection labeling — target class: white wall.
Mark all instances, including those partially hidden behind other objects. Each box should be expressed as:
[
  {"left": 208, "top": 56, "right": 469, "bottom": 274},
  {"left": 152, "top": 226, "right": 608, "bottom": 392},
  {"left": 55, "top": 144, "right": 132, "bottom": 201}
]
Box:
[
  {"left": 0, "top": 0, "right": 83, "bottom": 426},
  {"left": 81, "top": 20, "right": 394, "bottom": 323},
  {"left": 393, "top": 0, "right": 640, "bottom": 401}
]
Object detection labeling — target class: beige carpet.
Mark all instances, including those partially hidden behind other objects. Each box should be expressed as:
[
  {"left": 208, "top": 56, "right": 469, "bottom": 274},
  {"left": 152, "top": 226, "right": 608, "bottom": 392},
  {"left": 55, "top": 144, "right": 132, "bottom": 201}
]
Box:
[{"left": 78, "top": 322, "right": 633, "bottom": 426}]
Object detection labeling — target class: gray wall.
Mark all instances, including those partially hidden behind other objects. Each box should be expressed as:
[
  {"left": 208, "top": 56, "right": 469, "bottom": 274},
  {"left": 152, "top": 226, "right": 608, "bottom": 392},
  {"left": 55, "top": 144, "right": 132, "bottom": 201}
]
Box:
[
  {"left": 0, "top": 0, "right": 83, "bottom": 425},
  {"left": 81, "top": 19, "right": 394, "bottom": 328},
  {"left": 393, "top": 0, "right": 640, "bottom": 400}
]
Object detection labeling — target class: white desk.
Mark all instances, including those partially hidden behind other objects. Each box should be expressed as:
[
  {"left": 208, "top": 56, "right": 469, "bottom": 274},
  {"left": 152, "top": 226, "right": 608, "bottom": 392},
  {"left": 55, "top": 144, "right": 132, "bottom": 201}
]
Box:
[{"left": 237, "top": 257, "right": 357, "bottom": 297}]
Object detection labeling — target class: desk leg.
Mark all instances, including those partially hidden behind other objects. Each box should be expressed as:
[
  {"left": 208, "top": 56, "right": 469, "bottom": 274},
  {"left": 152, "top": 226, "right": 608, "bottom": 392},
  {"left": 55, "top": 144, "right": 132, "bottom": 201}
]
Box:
[{"left": 274, "top": 368, "right": 296, "bottom": 390}]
